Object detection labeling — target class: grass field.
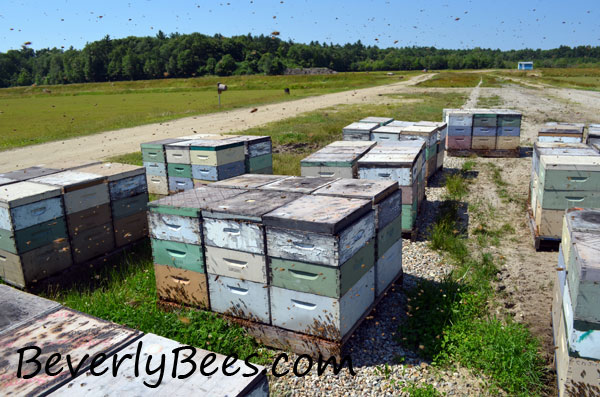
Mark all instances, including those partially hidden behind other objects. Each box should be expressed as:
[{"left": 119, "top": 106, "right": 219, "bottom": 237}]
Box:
[
  {"left": 496, "top": 68, "right": 600, "bottom": 90},
  {"left": 0, "top": 71, "right": 417, "bottom": 150},
  {"left": 416, "top": 71, "right": 505, "bottom": 88}
]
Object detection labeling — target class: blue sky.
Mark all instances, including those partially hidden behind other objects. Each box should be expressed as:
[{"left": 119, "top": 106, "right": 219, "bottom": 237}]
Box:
[{"left": 1, "top": 0, "right": 598, "bottom": 52}]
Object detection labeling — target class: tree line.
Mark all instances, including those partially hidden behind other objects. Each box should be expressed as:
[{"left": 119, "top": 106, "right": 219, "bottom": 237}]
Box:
[{"left": 1, "top": 32, "right": 600, "bottom": 87}]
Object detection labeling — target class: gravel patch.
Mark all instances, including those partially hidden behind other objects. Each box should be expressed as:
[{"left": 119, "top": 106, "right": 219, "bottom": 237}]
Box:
[{"left": 268, "top": 156, "right": 488, "bottom": 396}]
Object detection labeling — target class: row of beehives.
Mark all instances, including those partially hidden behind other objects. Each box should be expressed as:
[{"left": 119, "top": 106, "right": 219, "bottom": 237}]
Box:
[
  {"left": 341, "top": 116, "right": 446, "bottom": 180},
  {"left": 148, "top": 174, "right": 403, "bottom": 342},
  {"left": 443, "top": 108, "right": 522, "bottom": 151},
  {"left": 141, "top": 134, "right": 272, "bottom": 195},
  {"left": 300, "top": 139, "right": 426, "bottom": 234},
  {"left": 0, "top": 284, "right": 269, "bottom": 396},
  {"left": 537, "top": 122, "right": 600, "bottom": 145},
  {"left": 552, "top": 209, "right": 600, "bottom": 396},
  {"left": 530, "top": 141, "right": 600, "bottom": 242},
  {"left": 0, "top": 163, "right": 148, "bottom": 288}
]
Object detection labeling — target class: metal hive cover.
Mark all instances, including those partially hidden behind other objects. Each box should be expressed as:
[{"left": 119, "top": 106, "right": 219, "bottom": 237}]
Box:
[
  {"left": 566, "top": 208, "right": 600, "bottom": 234},
  {"left": 263, "top": 194, "right": 371, "bottom": 234},
  {"left": 259, "top": 176, "right": 336, "bottom": 194},
  {"left": 312, "top": 178, "right": 398, "bottom": 203},
  {"left": 0, "top": 181, "right": 62, "bottom": 208},
  {"left": 211, "top": 174, "right": 289, "bottom": 189},
  {"left": 223, "top": 135, "right": 271, "bottom": 144},
  {"left": 31, "top": 170, "right": 105, "bottom": 190},
  {"left": 0, "top": 166, "right": 60, "bottom": 182},
  {"left": 0, "top": 308, "right": 141, "bottom": 396},
  {"left": 0, "top": 285, "right": 61, "bottom": 335},
  {"left": 76, "top": 163, "right": 145, "bottom": 181},
  {"left": 0, "top": 177, "right": 14, "bottom": 186},
  {"left": 202, "top": 190, "right": 303, "bottom": 221},
  {"left": 343, "top": 122, "right": 379, "bottom": 132},
  {"left": 359, "top": 116, "right": 394, "bottom": 124},
  {"left": 388, "top": 120, "right": 416, "bottom": 128},
  {"left": 373, "top": 126, "right": 404, "bottom": 134}
]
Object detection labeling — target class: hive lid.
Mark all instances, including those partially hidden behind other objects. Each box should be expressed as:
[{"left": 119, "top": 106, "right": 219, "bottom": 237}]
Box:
[
  {"left": 572, "top": 233, "right": 600, "bottom": 283},
  {"left": 202, "top": 190, "right": 303, "bottom": 222},
  {"left": 373, "top": 140, "right": 425, "bottom": 152},
  {"left": 565, "top": 208, "right": 600, "bottom": 235},
  {"left": 0, "top": 177, "right": 14, "bottom": 186},
  {"left": 263, "top": 194, "right": 372, "bottom": 234},
  {"left": 211, "top": 174, "right": 290, "bottom": 189},
  {"left": 148, "top": 186, "right": 246, "bottom": 216},
  {"left": 388, "top": 120, "right": 416, "bottom": 128},
  {"left": 400, "top": 125, "right": 439, "bottom": 135},
  {"left": 0, "top": 181, "right": 62, "bottom": 208},
  {"left": 326, "top": 140, "right": 377, "bottom": 149},
  {"left": 188, "top": 139, "right": 245, "bottom": 151},
  {"left": 373, "top": 126, "right": 404, "bottom": 134},
  {"left": 223, "top": 135, "right": 271, "bottom": 144},
  {"left": 77, "top": 162, "right": 145, "bottom": 181},
  {"left": 177, "top": 134, "right": 230, "bottom": 140},
  {"left": 31, "top": 170, "right": 105, "bottom": 192},
  {"left": 0, "top": 284, "right": 62, "bottom": 335},
  {"left": 358, "top": 152, "right": 418, "bottom": 167},
  {"left": 416, "top": 121, "right": 447, "bottom": 128},
  {"left": 0, "top": 166, "right": 60, "bottom": 182},
  {"left": 52, "top": 333, "right": 267, "bottom": 397},
  {"left": 0, "top": 307, "right": 141, "bottom": 396},
  {"left": 312, "top": 178, "right": 398, "bottom": 203},
  {"left": 301, "top": 151, "right": 362, "bottom": 166},
  {"left": 540, "top": 155, "right": 600, "bottom": 171},
  {"left": 359, "top": 116, "right": 394, "bottom": 125},
  {"left": 141, "top": 138, "right": 186, "bottom": 149},
  {"left": 343, "top": 122, "right": 379, "bottom": 132},
  {"left": 259, "top": 176, "right": 337, "bottom": 194}
]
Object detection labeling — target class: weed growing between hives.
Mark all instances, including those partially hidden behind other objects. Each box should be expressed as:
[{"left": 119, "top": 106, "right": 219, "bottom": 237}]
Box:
[{"left": 398, "top": 165, "right": 544, "bottom": 396}]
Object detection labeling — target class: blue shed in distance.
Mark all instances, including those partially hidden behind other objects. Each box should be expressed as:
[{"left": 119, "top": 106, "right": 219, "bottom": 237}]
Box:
[{"left": 518, "top": 61, "right": 534, "bottom": 70}]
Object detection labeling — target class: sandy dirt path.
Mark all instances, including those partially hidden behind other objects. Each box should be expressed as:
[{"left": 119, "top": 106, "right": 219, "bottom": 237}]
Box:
[{"left": 0, "top": 73, "right": 434, "bottom": 172}]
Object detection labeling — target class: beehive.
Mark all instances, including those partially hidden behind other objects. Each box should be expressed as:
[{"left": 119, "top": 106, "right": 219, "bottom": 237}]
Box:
[
  {"left": 263, "top": 195, "right": 375, "bottom": 340},
  {"left": 538, "top": 122, "right": 584, "bottom": 143},
  {"left": 312, "top": 178, "right": 402, "bottom": 295},
  {"left": 141, "top": 138, "right": 185, "bottom": 195},
  {"left": 201, "top": 190, "right": 302, "bottom": 323},
  {"left": 148, "top": 187, "right": 246, "bottom": 308},
  {"left": 224, "top": 135, "right": 273, "bottom": 174},
  {"left": 300, "top": 141, "right": 375, "bottom": 178},
  {"left": 359, "top": 116, "right": 394, "bottom": 126},
  {"left": 398, "top": 125, "right": 439, "bottom": 179},
  {"left": 0, "top": 181, "right": 71, "bottom": 287},
  {"left": 259, "top": 176, "right": 337, "bottom": 194},
  {"left": 342, "top": 122, "right": 379, "bottom": 141}
]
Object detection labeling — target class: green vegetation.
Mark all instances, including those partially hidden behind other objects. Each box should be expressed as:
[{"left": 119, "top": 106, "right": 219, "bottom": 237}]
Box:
[
  {"left": 44, "top": 242, "right": 271, "bottom": 364},
  {"left": 417, "top": 72, "right": 504, "bottom": 88},
  {"left": 403, "top": 383, "right": 442, "bottom": 396},
  {"left": 496, "top": 68, "right": 600, "bottom": 91},
  {"left": 3, "top": 30, "right": 600, "bottom": 88},
  {"left": 399, "top": 169, "right": 544, "bottom": 396},
  {"left": 477, "top": 94, "right": 503, "bottom": 108},
  {"left": 0, "top": 72, "right": 407, "bottom": 150}
]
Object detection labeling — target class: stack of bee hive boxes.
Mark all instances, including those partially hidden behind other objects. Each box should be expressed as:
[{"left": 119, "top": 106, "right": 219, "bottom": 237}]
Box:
[
  {"left": 553, "top": 208, "right": 600, "bottom": 396},
  {"left": 141, "top": 135, "right": 273, "bottom": 195},
  {"left": 342, "top": 122, "right": 379, "bottom": 141},
  {"left": 358, "top": 141, "right": 425, "bottom": 236},
  {"left": 0, "top": 182, "right": 72, "bottom": 288},
  {"left": 538, "top": 122, "right": 585, "bottom": 144},
  {"left": 300, "top": 141, "right": 376, "bottom": 178},
  {"left": 150, "top": 175, "right": 403, "bottom": 355},
  {"left": 444, "top": 109, "right": 522, "bottom": 155},
  {"left": 529, "top": 142, "right": 600, "bottom": 248},
  {"left": 77, "top": 163, "right": 148, "bottom": 247},
  {"left": 0, "top": 163, "right": 148, "bottom": 287},
  {"left": 358, "top": 116, "right": 394, "bottom": 127}
]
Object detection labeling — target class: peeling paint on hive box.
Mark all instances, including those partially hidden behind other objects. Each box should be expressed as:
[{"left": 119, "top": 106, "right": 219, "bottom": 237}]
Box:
[
  {"left": 206, "top": 245, "right": 268, "bottom": 284},
  {"left": 270, "top": 266, "right": 375, "bottom": 340},
  {"left": 0, "top": 307, "right": 141, "bottom": 396},
  {"left": 148, "top": 212, "right": 201, "bottom": 245},
  {"left": 208, "top": 274, "right": 270, "bottom": 323},
  {"left": 52, "top": 333, "right": 269, "bottom": 397}
]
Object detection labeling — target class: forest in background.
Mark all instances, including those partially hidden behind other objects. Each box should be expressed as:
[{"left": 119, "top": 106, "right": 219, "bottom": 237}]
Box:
[{"left": 2, "top": 31, "right": 600, "bottom": 87}]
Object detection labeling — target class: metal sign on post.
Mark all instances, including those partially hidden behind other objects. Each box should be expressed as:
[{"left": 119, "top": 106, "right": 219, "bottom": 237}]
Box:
[{"left": 217, "top": 82, "right": 227, "bottom": 107}]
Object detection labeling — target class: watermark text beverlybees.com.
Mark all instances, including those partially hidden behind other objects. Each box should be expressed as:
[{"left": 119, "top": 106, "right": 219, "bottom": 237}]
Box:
[{"left": 14, "top": 341, "right": 356, "bottom": 388}]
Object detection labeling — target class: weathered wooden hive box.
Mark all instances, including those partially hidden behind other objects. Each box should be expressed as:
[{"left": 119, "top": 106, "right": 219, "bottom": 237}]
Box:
[
  {"left": 358, "top": 116, "right": 394, "bottom": 126},
  {"left": 148, "top": 187, "right": 247, "bottom": 308},
  {"left": 0, "top": 284, "right": 62, "bottom": 334},
  {"left": 399, "top": 125, "right": 439, "bottom": 179},
  {"left": 0, "top": 181, "right": 72, "bottom": 287},
  {"left": 189, "top": 139, "right": 246, "bottom": 185},
  {"left": 259, "top": 176, "right": 337, "bottom": 194},
  {"left": 141, "top": 138, "right": 185, "bottom": 195},
  {"left": 371, "top": 125, "right": 404, "bottom": 142},
  {"left": 589, "top": 124, "right": 600, "bottom": 144},
  {"left": 202, "top": 190, "right": 302, "bottom": 323},
  {"left": 300, "top": 141, "right": 375, "bottom": 178},
  {"left": 263, "top": 195, "right": 376, "bottom": 341},
  {"left": 496, "top": 110, "right": 522, "bottom": 150},
  {"left": 357, "top": 142, "right": 425, "bottom": 232},
  {"left": 78, "top": 163, "right": 148, "bottom": 247},
  {"left": 530, "top": 142, "right": 596, "bottom": 214},
  {"left": 387, "top": 120, "right": 415, "bottom": 128},
  {"left": 212, "top": 174, "right": 290, "bottom": 190},
  {"left": 312, "top": 178, "right": 402, "bottom": 296},
  {"left": 445, "top": 109, "right": 473, "bottom": 150},
  {"left": 534, "top": 154, "right": 600, "bottom": 238},
  {"left": 165, "top": 140, "right": 196, "bottom": 193},
  {"left": 0, "top": 304, "right": 141, "bottom": 396},
  {"left": 342, "top": 122, "right": 379, "bottom": 141},
  {"left": 472, "top": 112, "right": 497, "bottom": 150},
  {"left": 53, "top": 333, "right": 269, "bottom": 397},
  {"left": 32, "top": 171, "right": 114, "bottom": 264},
  {"left": 224, "top": 135, "right": 273, "bottom": 174},
  {"left": 553, "top": 209, "right": 600, "bottom": 396},
  {"left": 415, "top": 121, "right": 448, "bottom": 171},
  {"left": 538, "top": 122, "right": 585, "bottom": 144}
]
